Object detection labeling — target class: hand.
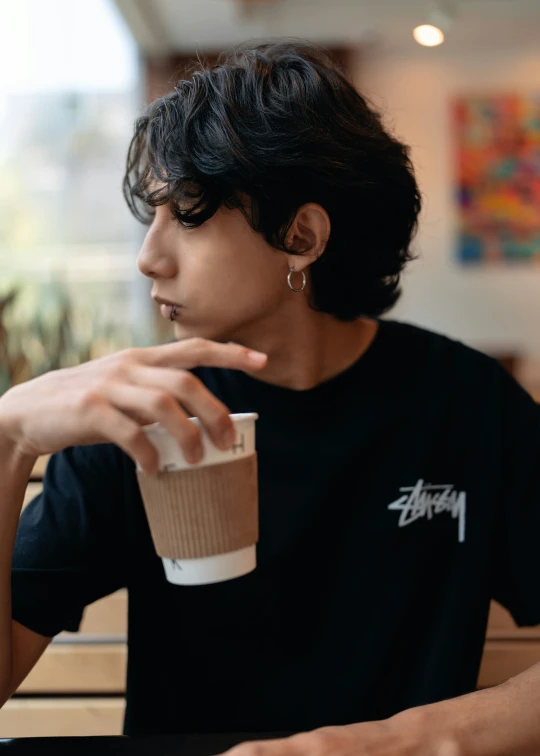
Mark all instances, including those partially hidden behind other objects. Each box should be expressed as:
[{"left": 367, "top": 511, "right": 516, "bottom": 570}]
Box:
[
  {"left": 0, "top": 338, "right": 267, "bottom": 474},
  {"left": 223, "top": 716, "right": 461, "bottom": 756}
]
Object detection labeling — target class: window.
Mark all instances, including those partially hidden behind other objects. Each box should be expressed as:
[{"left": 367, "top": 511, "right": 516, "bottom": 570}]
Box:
[{"left": 0, "top": 0, "right": 150, "bottom": 392}]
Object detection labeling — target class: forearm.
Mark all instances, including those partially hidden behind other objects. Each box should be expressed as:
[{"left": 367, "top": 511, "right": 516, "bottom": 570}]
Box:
[
  {"left": 0, "top": 428, "right": 37, "bottom": 702},
  {"left": 400, "top": 663, "right": 540, "bottom": 756}
]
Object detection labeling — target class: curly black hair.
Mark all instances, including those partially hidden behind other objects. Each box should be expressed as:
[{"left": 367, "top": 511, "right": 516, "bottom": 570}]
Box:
[{"left": 123, "top": 40, "right": 421, "bottom": 320}]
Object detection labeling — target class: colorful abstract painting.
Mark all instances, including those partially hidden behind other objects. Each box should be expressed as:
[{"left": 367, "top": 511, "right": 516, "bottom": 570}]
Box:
[{"left": 454, "top": 95, "right": 540, "bottom": 263}]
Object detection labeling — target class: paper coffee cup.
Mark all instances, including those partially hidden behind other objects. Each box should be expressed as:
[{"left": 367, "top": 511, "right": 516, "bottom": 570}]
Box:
[{"left": 136, "top": 413, "right": 259, "bottom": 586}]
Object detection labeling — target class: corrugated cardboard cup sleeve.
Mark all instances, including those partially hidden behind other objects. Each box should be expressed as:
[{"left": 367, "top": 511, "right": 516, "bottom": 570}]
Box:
[{"left": 136, "top": 453, "right": 259, "bottom": 560}]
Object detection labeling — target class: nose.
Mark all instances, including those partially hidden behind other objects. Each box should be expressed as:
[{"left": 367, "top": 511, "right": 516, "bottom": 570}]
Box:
[{"left": 137, "top": 225, "right": 178, "bottom": 280}]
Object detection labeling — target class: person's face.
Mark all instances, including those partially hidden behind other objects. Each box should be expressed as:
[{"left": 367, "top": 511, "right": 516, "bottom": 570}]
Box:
[{"left": 137, "top": 201, "right": 293, "bottom": 343}]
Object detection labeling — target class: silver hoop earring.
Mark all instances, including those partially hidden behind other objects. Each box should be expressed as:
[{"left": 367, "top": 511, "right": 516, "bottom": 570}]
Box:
[{"left": 287, "top": 267, "right": 306, "bottom": 293}]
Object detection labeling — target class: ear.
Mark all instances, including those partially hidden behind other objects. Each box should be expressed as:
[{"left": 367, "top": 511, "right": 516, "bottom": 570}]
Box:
[{"left": 285, "top": 203, "right": 330, "bottom": 273}]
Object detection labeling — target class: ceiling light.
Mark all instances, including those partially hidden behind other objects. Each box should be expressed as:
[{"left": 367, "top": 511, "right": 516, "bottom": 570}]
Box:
[
  {"left": 413, "top": 3, "right": 455, "bottom": 47},
  {"left": 413, "top": 23, "right": 445, "bottom": 46}
]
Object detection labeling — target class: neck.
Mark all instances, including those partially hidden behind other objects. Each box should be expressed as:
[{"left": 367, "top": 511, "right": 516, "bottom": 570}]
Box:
[{"left": 226, "top": 300, "right": 379, "bottom": 391}]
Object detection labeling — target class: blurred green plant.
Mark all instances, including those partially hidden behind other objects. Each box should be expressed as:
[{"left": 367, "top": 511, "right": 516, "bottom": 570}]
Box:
[{"left": 0, "top": 280, "right": 153, "bottom": 396}]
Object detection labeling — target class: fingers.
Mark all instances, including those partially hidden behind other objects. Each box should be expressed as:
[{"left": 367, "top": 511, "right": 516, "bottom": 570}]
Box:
[
  {"left": 99, "top": 383, "right": 204, "bottom": 465},
  {"left": 126, "top": 365, "right": 235, "bottom": 452},
  {"left": 83, "top": 397, "right": 159, "bottom": 474},
  {"left": 139, "top": 338, "right": 268, "bottom": 372},
  {"left": 87, "top": 338, "right": 266, "bottom": 467}
]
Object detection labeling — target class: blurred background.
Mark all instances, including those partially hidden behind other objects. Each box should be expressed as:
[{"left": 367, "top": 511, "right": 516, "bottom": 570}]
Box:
[
  {"left": 2, "top": 0, "right": 540, "bottom": 736},
  {"left": 2, "top": 0, "right": 540, "bottom": 396}
]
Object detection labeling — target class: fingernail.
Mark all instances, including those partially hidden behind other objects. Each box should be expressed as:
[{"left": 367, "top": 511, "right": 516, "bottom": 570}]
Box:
[
  {"left": 222, "top": 428, "right": 236, "bottom": 448},
  {"left": 187, "top": 445, "right": 204, "bottom": 464},
  {"left": 248, "top": 351, "right": 267, "bottom": 366}
]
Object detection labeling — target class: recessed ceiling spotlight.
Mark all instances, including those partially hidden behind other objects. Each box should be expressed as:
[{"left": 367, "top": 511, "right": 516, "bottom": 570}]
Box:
[
  {"left": 414, "top": 3, "right": 455, "bottom": 47},
  {"left": 413, "top": 24, "right": 445, "bottom": 46}
]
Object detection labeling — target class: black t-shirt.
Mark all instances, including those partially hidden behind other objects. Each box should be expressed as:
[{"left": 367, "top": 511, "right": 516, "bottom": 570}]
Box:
[{"left": 11, "top": 320, "right": 540, "bottom": 736}]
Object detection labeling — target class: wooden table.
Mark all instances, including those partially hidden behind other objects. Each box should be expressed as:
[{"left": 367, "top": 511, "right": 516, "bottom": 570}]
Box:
[{"left": 0, "top": 733, "right": 290, "bottom": 755}]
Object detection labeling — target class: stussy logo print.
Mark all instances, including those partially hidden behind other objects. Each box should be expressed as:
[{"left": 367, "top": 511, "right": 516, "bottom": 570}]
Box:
[{"left": 388, "top": 480, "right": 466, "bottom": 543}]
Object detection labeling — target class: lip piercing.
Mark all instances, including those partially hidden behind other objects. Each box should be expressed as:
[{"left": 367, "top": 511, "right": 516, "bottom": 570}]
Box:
[{"left": 170, "top": 306, "right": 177, "bottom": 322}]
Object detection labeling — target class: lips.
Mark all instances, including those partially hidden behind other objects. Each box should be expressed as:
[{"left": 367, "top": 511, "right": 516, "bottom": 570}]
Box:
[
  {"left": 152, "top": 296, "right": 183, "bottom": 321},
  {"left": 159, "top": 303, "right": 181, "bottom": 320}
]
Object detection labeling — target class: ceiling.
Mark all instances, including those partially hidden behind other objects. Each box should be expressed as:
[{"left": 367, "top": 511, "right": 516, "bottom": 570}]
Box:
[{"left": 112, "top": 0, "right": 540, "bottom": 56}]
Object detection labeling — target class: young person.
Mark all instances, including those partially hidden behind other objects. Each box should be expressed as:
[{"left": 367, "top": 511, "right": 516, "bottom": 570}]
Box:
[{"left": 1, "top": 41, "right": 539, "bottom": 755}]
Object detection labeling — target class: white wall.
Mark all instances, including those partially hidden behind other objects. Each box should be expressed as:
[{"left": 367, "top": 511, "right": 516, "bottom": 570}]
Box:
[{"left": 357, "top": 44, "right": 540, "bottom": 393}]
